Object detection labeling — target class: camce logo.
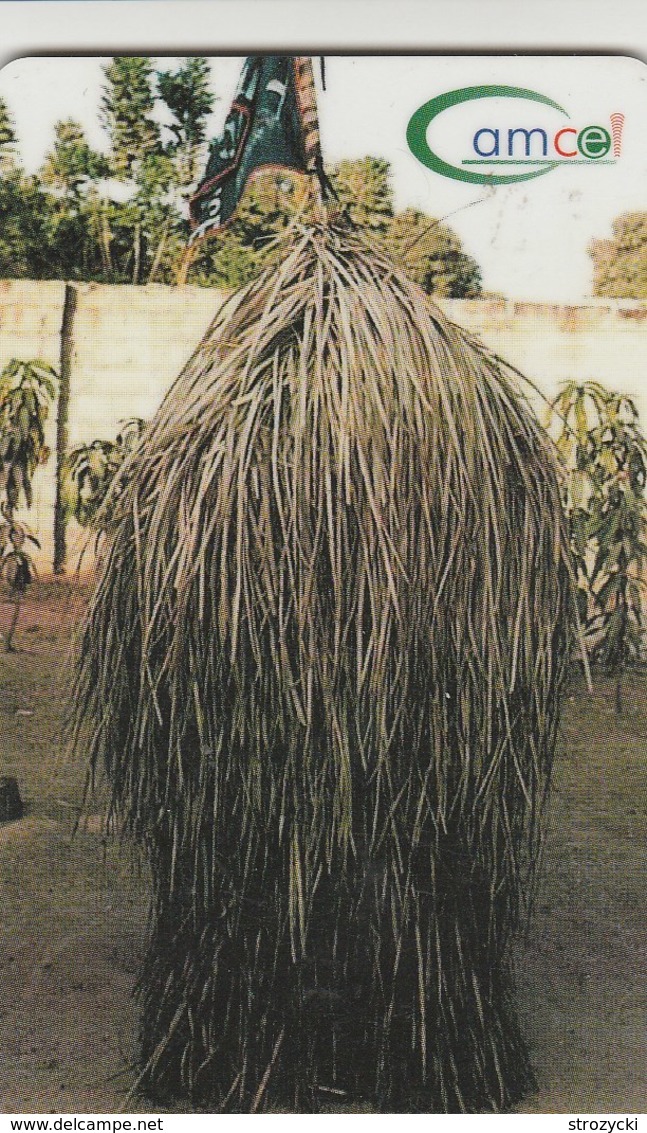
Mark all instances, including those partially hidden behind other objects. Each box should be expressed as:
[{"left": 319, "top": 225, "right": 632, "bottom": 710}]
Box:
[{"left": 407, "top": 85, "right": 624, "bottom": 185}]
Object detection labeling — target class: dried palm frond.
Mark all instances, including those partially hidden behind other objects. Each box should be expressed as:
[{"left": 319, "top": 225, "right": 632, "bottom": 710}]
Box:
[{"left": 72, "top": 224, "right": 574, "bottom": 1113}]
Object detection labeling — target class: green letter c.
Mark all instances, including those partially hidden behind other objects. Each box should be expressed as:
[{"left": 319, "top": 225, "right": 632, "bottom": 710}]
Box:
[{"left": 407, "top": 85, "right": 568, "bottom": 185}]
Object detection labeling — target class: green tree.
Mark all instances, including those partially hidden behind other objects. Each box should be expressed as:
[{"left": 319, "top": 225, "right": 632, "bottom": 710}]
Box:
[
  {"left": 384, "top": 207, "right": 482, "bottom": 298},
  {"left": 101, "top": 57, "right": 160, "bottom": 178},
  {"left": 137, "top": 153, "right": 186, "bottom": 283},
  {"left": 329, "top": 156, "right": 394, "bottom": 234},
  {"left": 590, "top": 212, "right": 647, "bottom": 299},
  {"left": 0, "top": 96, "right": 17, "bottom": 173},
  {"left": 548, "top": 380, "right": 647, "bottom": 710},
  {"left": 104, "top": 151, "right": 183, "bottom": 285},
  {"left": 101, "top": 57, "right": 161, "bottom": 282},
  {"left": 40, "top": 119, "right": 108, "bottom": 200},
  {"left": 328, "top": 161, "right": 481, "bottom": 297},
  {"left": 0, "top": 94, "right": 51, "bottom": 276},
  {"left": 62, "top": 417, "right": 145, "bottom": 529},
  {"left": 96, "top": 58, "right": 215, "bottom": 284},
  {"left": 191, "top": 172, "right": 305, "bottom": 288},
  {"left": 0, "top": 360, "right": 57, "bottom": 650},
  {"left": 39, "top": 120, "right": 110, "bottom": 281},
  {"left": 157, "top": 57, "right": 214, "bottom": 195},
  {"left": 0, "top": 172, "right": 55, "bottom": 279},
  {"left": 191, "top": 158, "right": 482, "bottom": 297}
]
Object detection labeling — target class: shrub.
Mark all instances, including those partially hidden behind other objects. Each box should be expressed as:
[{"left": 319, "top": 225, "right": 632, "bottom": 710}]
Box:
[
  {"left": 62, "top": 417, "right": 146, "bottom": 529},
  {"left": 547, "top": 380, "right": 647, "bottom": 709},
  {"left": 0, "top": 359, "right": 57, "bottom": 650}
]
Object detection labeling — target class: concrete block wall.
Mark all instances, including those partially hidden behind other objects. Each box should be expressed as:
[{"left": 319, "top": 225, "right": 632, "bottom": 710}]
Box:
[
  {"left": 0, "top": 281, "right": 227, "bottom": 568},
  {"left": 440, "top": 298, "right": 647, "bottom": 427}
]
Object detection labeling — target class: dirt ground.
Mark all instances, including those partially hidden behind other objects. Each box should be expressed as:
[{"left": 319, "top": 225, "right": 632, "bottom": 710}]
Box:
[{"left": 0, "top": 580, "right": 645, "bottom": 1115}]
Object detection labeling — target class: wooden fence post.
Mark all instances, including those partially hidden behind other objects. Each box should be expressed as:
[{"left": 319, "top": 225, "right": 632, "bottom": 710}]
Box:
[{"left": 53, "top": 282, "right": 76, "bottom": 574}]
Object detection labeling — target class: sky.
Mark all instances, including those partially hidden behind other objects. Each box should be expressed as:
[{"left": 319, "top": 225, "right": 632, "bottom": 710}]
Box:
[{"left": 1, "top": 53, "right": 646, "bottom": 302}]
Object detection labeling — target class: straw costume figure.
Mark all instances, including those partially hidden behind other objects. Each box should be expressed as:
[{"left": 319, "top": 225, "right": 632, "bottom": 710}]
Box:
[{"left": 73, "top": 58, "right": 574, "bottom": 1112}]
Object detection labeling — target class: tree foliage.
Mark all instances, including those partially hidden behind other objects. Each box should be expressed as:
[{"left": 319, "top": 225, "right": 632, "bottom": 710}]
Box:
[
  {"left": 0, "top": 360, "right": 56, "bottom": 508},
  {"left": 194, "top": 157, "right": 481, "bottom": 296},
  {"left": 40, "top": 119, "right": 108, "bottom": 199},
  {"left": 0, "top": 97, "right": 53, "bottom": 277},
  {"left": 0, "top": 65, "right": 482, "bottom": 295},
  {"left": 329, "top": 156, "right": 394, "bottom": 233},
  {"left": 590, "top": 212, "right": 647, "bottom": 299},
  {"left": 547, "top": 380, "right": 647, "bottom": 708},
  {"left": 0, "top": 360, "right": 57, "bottom": 649},
  {"left": 0, "top": 171, "right": 53, "bottom": 278},
  {"left": 101, "top": 57, "right": 160, "bottom": 179},
  {"left": 0, "top": 96, "right": 17, "bottom": 173},
  {"left": 62, "top": 417, "right": 145, "bottom": 528},
  {"left": 190, "top": 173, "right": 307, "bottom": 288},
  {"left": 383, "top": 207, "right": 482, "bottom": 298},
  {"left": 157, "top": 57, "right": 214, "bottom": 194},
  {"left": 38, "top": 120, "right": 111, "bottom": 281},
  {"left": 329, "top": 161, "right": 481, "bottom": 297}
]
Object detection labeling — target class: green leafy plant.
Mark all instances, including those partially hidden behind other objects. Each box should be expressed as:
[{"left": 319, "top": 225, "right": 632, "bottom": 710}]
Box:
[
  {"left": 0, "top": 359, "right": 57, "bottom": 650},
  {"left": 548, "top": 380, "right": 647, "bottom": 710},
  {"left": 62, "top": 417, "right": 146, "bottom": 529}
]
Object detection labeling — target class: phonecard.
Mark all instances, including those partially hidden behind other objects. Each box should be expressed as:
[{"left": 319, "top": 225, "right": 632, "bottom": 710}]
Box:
[{"left": 0, "top": 53, "right": 645, "bottom": 1121}]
